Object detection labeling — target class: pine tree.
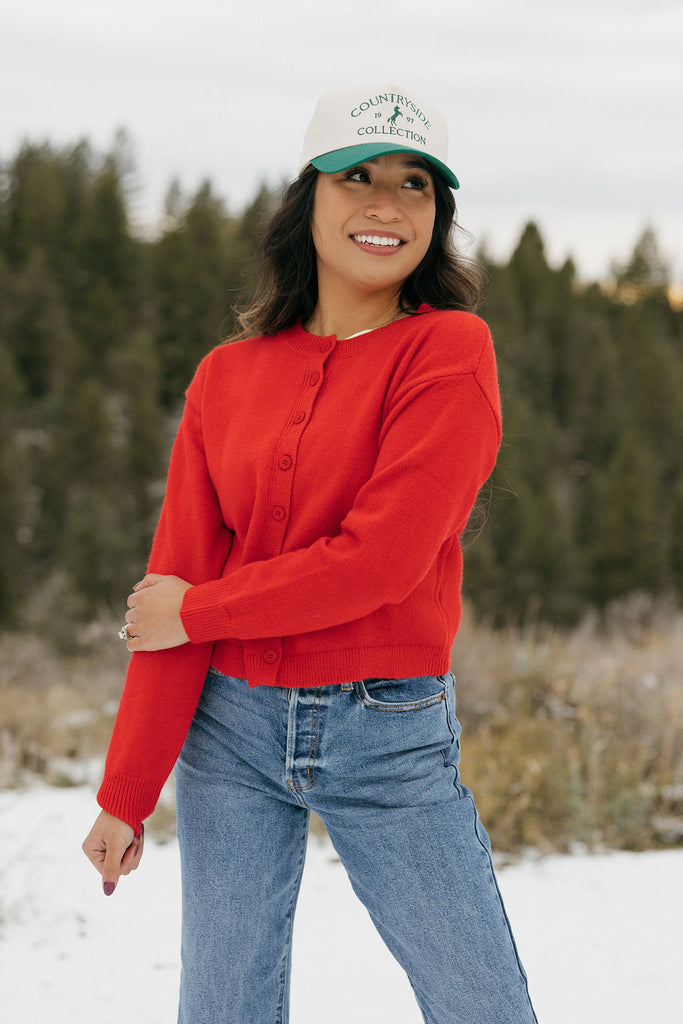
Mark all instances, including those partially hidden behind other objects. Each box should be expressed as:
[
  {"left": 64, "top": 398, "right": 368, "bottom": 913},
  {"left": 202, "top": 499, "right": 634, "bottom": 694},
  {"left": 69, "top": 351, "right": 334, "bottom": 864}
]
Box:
[
  {"left": 152, "top": 181, "right": 243, "bottom": 404},
  {"left": 3, "top": 143, "right": 68, "bottom": 270},
  {"left": 0, "top": 339, "right": 27, "bottom": 624},
  {"left": 1, "top": 253, "right": 71, "bottom": 398},
  {"left": 113, "top": 328, "right": 165, "bottom": 568},
  {"left": 591, "top": 429, "right": 667, "bottom": 604},
  {"left": 611, "top": 225, "right": 670, "bottom": 301}
]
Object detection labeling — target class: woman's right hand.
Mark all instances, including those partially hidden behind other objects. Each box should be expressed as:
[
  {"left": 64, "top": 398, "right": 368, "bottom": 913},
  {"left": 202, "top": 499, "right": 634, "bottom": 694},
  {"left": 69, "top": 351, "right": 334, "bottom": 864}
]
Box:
[{"left": 82, "top": 810, "right": 145, "bottom": 895}]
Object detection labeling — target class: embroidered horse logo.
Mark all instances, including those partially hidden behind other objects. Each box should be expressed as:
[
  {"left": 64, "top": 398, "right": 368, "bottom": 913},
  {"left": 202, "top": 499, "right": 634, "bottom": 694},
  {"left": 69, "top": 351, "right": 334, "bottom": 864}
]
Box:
[{"left": 387, "top": 105, "right": 403, "bottom": 126}]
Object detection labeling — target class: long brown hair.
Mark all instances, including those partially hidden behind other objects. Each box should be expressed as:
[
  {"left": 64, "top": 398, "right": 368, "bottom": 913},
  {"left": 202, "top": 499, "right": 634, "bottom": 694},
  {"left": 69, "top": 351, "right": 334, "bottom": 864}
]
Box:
[{"left": 234, "top": 164, "right": 486, "bottom": 339}]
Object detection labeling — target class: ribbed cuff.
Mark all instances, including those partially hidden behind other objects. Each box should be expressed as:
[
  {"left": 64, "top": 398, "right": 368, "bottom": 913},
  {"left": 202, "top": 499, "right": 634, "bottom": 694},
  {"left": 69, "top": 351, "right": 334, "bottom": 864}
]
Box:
[
  {"left": 97, "top": 773, "right": 164, "bottom": 834},
  {"left": 181, "top": 582, "right": 235, "bottom": 643}
]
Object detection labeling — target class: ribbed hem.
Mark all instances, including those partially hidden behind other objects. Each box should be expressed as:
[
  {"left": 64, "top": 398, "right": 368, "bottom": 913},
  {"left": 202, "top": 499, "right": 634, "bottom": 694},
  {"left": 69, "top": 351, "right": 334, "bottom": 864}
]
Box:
[
  {"left": 212, "top": 639, "right": 453, "bottom": 688},
  {"left": 97, "top": 773, "right": 165, "bottom": 834}
]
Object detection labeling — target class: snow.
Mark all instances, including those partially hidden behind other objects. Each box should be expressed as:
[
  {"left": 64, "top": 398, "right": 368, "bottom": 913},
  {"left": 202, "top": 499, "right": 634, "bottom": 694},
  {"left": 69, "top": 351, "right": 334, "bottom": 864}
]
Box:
[{"left": 1, "top": 785, "right": 680, "bottom": 1023}]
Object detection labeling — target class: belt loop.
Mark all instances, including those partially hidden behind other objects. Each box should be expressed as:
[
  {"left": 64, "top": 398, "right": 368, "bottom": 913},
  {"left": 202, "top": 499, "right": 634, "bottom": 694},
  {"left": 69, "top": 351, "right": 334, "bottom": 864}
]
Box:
[{"left": 340, "top": 681, "right": 353, "bottom": 692}]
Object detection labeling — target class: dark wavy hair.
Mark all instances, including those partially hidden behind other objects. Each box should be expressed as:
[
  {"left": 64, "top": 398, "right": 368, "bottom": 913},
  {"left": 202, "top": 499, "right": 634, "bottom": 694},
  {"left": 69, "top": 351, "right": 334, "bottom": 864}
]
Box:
[{"left": 235, "top": 163, "right": 486, "bottom": 339}]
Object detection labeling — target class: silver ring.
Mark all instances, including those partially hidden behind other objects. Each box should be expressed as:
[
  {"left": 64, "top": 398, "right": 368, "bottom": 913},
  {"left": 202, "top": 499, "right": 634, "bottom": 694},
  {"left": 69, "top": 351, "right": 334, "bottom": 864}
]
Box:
[{"left": 117, "top": 623, "right": 131, "bottom": 641}]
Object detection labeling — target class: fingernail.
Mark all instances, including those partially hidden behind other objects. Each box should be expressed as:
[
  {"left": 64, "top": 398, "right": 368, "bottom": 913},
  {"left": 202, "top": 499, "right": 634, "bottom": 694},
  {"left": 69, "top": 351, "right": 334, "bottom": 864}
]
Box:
[{"left": 103, "top": 881, "right": 116, "bottom": 896}]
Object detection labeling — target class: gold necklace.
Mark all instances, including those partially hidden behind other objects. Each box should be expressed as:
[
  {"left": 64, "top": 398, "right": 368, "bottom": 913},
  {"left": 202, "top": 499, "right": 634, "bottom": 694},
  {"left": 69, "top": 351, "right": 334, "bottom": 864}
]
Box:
[{"left": 307, "top": 308, "right": 410, "bottom": 338}]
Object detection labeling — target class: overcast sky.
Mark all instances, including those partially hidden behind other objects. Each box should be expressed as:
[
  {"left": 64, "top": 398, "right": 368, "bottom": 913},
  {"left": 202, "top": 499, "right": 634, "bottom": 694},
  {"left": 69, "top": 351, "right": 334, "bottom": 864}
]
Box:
[{"left": 2, "top": 0, "right": 682, "bottom": 283}]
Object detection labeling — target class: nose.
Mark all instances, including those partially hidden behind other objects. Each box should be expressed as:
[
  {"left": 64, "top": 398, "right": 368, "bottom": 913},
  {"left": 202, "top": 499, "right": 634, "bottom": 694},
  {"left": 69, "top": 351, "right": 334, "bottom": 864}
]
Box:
[{"left": 364, "top": 184, "right": 403, "bottom": 222}]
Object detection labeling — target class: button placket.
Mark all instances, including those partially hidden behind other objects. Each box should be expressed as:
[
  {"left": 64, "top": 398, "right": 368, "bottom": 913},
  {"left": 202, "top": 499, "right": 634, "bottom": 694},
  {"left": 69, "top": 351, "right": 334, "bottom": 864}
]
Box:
[
  {"left": 264, "top": 343, "right": 333, "bottom": 563},
  {"left": 244, "top": 344, "right": 335, "bottom": 685}
]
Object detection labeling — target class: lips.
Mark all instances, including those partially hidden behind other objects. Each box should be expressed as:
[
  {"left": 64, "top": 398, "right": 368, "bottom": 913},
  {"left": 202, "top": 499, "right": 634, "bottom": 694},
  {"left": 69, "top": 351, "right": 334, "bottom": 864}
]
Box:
[
  {"left": 350, "top": 234, "right": 404, "bottom": 249},
  {"left": 351, "top": 234, "right": 402, "bottom": 247}
]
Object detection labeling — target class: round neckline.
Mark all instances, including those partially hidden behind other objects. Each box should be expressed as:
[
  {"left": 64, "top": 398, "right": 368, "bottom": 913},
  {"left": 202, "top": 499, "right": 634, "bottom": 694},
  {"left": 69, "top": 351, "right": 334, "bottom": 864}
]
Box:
[
  {"left": 277, "top": 304, "right": 434, "bottom": 359},
  {"left": 301, "top": 303, "right": 432, "bottom": 343}
]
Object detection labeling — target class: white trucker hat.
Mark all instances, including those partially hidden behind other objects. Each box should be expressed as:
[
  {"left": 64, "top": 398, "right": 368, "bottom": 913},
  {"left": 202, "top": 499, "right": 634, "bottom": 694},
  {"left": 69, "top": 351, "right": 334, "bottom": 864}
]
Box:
[{"left": 299, "top": 82, "right": 459, "bottom": 189}]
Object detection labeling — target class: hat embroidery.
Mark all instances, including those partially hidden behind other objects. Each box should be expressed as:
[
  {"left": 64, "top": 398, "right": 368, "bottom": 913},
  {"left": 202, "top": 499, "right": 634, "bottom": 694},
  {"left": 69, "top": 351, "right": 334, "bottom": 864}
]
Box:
[
  {"left": 348, "top": 92, "right": 432, "bottom": 148},
  {"left": 350, "top": 93, "right": 432, "bottom": 131}
]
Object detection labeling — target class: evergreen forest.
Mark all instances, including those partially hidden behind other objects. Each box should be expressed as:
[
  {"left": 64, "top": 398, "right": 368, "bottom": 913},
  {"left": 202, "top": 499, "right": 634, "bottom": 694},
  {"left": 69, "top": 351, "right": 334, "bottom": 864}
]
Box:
[{"left": 1, "top": 136, "right": 682, "bottom": 636}]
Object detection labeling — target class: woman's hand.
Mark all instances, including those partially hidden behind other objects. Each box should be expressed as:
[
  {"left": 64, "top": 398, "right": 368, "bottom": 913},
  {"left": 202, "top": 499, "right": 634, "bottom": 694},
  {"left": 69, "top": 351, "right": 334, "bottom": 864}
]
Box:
[
  {"left": 124, "top": 573, "right": 192, "bottom": 651},
  {"left": 82, "top": 811, "right": 145, "bottom": 895}
]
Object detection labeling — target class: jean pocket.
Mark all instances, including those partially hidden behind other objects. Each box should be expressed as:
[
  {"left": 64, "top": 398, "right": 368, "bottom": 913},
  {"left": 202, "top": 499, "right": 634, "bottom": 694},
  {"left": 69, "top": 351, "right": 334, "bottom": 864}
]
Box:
[{"left": 354, "top": 675, "right": 448, "bottom": 711}]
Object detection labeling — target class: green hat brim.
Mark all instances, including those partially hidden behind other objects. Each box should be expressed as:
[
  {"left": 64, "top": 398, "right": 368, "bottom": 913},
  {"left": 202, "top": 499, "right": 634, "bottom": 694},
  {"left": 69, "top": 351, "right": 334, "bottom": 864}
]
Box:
[{"left": 311, "top": 143, "right": 459, "bottom": 190}]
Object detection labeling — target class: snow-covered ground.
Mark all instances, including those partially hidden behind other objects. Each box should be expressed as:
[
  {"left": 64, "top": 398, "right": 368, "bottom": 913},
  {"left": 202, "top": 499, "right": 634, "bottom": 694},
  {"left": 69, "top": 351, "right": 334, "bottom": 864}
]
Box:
[{"left": 1, "top": 785, "right": 680, "bottom": 1023}]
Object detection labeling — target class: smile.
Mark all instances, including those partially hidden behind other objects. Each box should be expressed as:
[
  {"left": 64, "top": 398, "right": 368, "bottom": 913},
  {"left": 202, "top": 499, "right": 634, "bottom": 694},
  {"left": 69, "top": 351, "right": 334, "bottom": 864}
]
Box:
[{"left": 350, "top": 234, "right": 403, "bottom": 248}]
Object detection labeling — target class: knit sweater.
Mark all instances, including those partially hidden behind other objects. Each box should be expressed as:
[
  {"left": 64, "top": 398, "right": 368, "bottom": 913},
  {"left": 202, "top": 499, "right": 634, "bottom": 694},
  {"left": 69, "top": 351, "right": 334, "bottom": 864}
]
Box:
[{"left": 97, "top": 305, "right": 501, "bottom": 831}]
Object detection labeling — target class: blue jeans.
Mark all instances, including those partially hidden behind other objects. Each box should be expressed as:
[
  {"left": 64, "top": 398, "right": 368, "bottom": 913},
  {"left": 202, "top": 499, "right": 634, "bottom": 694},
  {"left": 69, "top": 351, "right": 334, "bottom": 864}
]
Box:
[{"left": 175, "top": 669, "right": 538, "bottom": 1024}]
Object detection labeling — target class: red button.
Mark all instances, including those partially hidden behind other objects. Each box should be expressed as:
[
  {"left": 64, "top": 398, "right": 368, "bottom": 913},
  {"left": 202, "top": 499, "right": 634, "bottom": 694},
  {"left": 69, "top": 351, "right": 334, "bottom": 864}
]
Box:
[
  {"left": 318, "top": 340, "right": 332, "bottom": 353},
  {"left": 271, "top": 505, "right": 286, "bottom": 521},
  {"left": 263, "top": 649, "right": 279, "bottom": 664},
  {"left": 310, "top": 372, "right": 320, "bottom": 386},
  {"left": 279, "top": 455, "right": 293, "bottom": 470},
  {"left": 293, "top": 411, "right": 306, "bottom": 424}
]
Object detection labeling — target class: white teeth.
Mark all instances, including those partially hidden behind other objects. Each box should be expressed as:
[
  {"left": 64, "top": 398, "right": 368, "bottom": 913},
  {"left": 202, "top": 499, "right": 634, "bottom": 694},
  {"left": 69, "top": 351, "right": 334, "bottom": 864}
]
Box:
[{"left": 353, "top": 235, "right": 402, "bottom": 247}]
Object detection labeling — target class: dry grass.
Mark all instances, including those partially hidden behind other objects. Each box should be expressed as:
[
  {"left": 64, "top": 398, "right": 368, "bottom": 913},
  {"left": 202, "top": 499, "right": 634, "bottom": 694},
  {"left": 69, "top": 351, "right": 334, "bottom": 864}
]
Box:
[
  {"left": 0, "top": 620, "right": 128, "bottom": 787},
  {"left": 452, "top": 594, "right": 683, "bottom": 852},
  {"left": 1, "top": 594, "right": 682, "bottom": 852},
  {"left": 0, "top": 618, "right": 179, "bottom": 840}
]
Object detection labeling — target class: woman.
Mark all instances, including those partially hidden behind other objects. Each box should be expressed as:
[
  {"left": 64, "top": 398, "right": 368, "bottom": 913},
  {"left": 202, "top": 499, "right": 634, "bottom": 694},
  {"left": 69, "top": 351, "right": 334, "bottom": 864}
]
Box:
[{"left": 83, "top": 82, "right": 538, "bottom": 1023}]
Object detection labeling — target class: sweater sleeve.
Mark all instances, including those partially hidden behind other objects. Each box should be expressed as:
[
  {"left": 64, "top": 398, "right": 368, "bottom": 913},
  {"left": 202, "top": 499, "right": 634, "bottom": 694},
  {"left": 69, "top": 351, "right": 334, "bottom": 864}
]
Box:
[
  {"left": 180, "top": 357, "right": 500, "bottom": 644},
  {"left": 97, "top": 392, "right": 234, "bottom": 832}
]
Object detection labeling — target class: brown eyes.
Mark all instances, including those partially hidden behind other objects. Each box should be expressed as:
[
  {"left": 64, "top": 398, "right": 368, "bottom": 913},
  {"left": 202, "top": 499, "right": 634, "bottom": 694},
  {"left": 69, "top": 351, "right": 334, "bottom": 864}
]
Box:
[{"left": 344, "top": 168, "right": 431, "bottom": 191}]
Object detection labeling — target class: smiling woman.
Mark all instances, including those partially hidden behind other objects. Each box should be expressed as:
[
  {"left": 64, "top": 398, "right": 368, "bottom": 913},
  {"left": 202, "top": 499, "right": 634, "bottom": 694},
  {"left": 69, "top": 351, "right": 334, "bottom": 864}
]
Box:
[
  {"left": 308, "top": 154, "right": 436, "bottom": 335},
  {"left": 236, "top": 117, "right": 483, "bottom": 341},
  {"left": 82, "top": 81, "right": 539, "bottom": 1024}
]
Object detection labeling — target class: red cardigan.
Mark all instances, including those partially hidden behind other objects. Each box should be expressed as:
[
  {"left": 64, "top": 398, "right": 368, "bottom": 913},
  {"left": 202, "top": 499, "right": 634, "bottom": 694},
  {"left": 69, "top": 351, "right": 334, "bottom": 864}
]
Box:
[{"left": 98, "top": 305, "right": 501, "bottom": 830}]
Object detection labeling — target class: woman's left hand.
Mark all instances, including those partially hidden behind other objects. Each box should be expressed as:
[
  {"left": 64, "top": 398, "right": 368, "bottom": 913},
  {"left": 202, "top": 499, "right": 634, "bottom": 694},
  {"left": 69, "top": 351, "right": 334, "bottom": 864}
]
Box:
[{"left": 124, "top": 574, "right": 192, "bottom": 651}]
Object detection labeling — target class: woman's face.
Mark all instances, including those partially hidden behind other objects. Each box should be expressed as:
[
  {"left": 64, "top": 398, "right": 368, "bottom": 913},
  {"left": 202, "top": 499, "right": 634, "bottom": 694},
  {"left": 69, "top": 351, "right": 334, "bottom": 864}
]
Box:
[{"left": 311, "top": 153, "right": 436, "bottom": 304}]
